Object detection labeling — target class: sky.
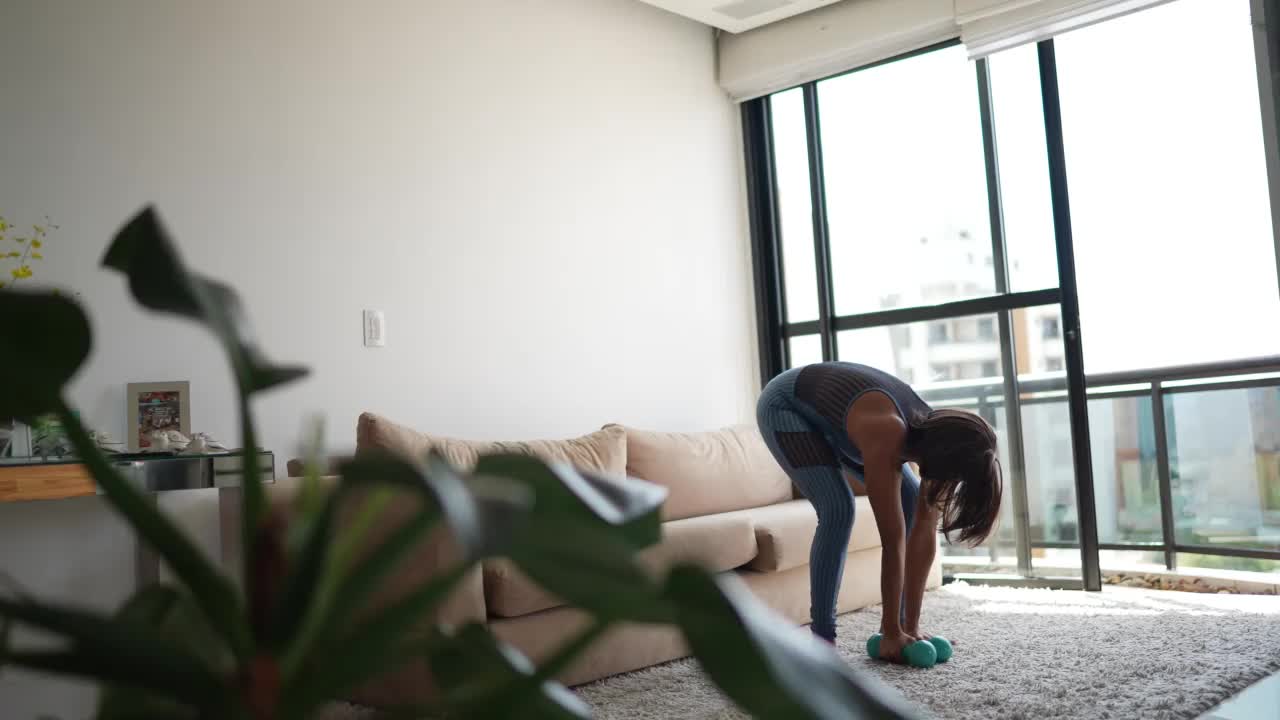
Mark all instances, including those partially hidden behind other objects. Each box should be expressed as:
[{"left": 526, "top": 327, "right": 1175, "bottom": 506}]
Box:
[{"left": 772, "top": 0, "right": 1279, "bottom": 376}]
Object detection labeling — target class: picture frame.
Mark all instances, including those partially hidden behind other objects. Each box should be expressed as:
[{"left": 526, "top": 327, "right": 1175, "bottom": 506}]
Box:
[{"left": 127, "top": 381, "right": 191, "bottom": 452}]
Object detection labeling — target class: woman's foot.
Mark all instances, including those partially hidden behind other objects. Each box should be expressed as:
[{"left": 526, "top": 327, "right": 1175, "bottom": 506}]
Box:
[{"left": 810, "top": 626, "right": 836, "bottom": 645}]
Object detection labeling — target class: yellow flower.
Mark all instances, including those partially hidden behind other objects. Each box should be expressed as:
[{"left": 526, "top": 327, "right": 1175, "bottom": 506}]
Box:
[
  {"left": 31, "top": 253, "right": 43, "bottom": 260},
  {"left": 6, "top": 252, "right": 17, "bottom": 258},
  {"left": 10, "top": 269, "right": 19, "bottom": 280},
  {"left": 32, "top": 239, "right": 42, "bottom": 248},
  {"left": 19, "top": 266, "right": 33, "bottom": 278}
]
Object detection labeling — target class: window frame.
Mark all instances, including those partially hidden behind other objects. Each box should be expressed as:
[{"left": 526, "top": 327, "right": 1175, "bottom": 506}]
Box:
[{"left": 740, "top": 2, "right": 1280, "bottom": 585}]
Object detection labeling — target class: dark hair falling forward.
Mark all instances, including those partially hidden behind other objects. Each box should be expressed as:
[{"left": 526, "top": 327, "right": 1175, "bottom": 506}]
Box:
[{"left": 910, "top": 408, "right": 1003, "bottom": 546}]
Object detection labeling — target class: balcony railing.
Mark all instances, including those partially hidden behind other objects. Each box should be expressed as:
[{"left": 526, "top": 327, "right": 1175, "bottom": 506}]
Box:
[{"left": 915, "top": 356, "right": 1280, "bottom": 571}]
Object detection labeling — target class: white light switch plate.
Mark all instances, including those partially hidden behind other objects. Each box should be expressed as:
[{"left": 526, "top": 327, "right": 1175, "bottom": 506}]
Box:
[{"left": 363, "top": 310, "right": 386, "bottom": 347}]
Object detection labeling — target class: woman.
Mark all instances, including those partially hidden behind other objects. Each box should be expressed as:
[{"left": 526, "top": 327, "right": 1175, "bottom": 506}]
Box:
[{"left": 756, "top": 361, "right": 1002, "bottom": 661}]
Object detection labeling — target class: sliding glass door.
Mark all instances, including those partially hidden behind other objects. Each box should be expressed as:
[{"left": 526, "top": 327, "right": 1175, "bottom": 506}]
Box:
[
  {"left": 742, "top": 0, "right": 1280, "bottom": 588},
  {"left": 745, "top": 40, "right": 1102, "bottom": 588}
]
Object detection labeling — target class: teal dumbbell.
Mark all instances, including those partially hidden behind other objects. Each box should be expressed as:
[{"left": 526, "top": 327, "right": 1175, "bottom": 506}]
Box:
[{"left": 866, "top": 634, "right": 953, "bottom": 668}]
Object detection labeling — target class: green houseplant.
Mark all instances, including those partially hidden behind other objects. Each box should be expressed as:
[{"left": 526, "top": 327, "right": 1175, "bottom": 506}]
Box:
[{"left": 0, "top": 207, "right": 918, "bottom": 720}]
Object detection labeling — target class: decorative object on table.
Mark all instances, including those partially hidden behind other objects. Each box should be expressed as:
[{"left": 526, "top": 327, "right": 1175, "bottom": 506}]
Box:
[
  {"left": 126, "top": 380, "right": 191, "bottom": 452},
  {"left": 2, "top": 213, "right": 69, "bottom": 460},
  {"left": 29, "top": 414, "right": 72, "bottom": 459},
  {"left": 0, "top": 213, "right": 57, "bottom": 290},
  {"left": 145, "top": 428, "right": 191, "bottom": 453},
  {"left": 0, "top": 206, "right": 915, "bottom": 720},
  {"left": 1, "top": 421, "right": 31, "bottom": 458},
  {"left": 181, "top": 431, "right": 229, "bottom": 454},
  {"left": 89, "top": 430, "right": 126, "bottom": 453}
]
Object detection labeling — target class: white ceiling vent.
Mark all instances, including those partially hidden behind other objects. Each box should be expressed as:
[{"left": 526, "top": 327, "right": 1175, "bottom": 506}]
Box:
[
  {"left": 713, "top": 0, "right": 795, "bottom": 21},
  {"left": 635, "top": 0, "right": 844, "bottom": 33}
]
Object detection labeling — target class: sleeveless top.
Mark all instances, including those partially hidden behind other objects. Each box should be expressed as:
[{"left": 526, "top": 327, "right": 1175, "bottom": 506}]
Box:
[{"left": 792, "top": 362, "right": 933, "bottom": 470}]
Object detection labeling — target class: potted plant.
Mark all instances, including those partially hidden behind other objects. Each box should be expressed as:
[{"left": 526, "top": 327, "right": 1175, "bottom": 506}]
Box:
[{"left": 0, "top": 207, "right": 918, "bottom": 720}]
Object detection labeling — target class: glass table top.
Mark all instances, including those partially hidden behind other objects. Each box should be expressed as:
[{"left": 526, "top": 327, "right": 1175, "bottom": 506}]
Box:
[{"left": 1, "top": 450, "right": 269, "bottom": 467}]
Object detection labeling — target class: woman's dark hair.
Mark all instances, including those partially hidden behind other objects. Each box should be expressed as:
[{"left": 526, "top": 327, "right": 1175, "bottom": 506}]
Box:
[{"left": 910, "top": 408, "right": 1003, "bottom": 546}]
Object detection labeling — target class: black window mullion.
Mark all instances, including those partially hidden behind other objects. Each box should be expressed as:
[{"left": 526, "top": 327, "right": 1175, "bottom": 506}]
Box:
[
  {"left": 977, "top": 57, "right": 1035, "bottom": 576},
  {"left": 1252, "top": 0, "right": 1280, "bottom": 303},
  {"left": 742, "top": 98, "right": 787, "bottom": 384},
  {"left": 1038, "top": 39, "right": 1103, "bottom": 592},
  {"left": 802, "top": 83, "right": 837, "bottom": 362},
  {"left": 977, "top": 59, "right": 1012, "bottom": 297}
]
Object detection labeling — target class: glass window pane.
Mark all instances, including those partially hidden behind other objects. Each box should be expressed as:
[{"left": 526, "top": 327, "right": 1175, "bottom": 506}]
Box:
[
  {"left": 1021, "top": 393, "right": 1164, "bottom": 546},
  {"left": 787, "top": 334, "right": 823, "bottom": 369},
  {"left": 819, "top": 45, "right": 996, "bottom": 317},
  {"left": 1019, "top": 400, "right": 1078, "bottom": 546},
  {"left": 1091, "top": 395, "right": 1163, "bottom": 544},
  {"left": 1167, "top": 386, "right": 1280, "bottom": 553},
  {"left": 988, "top": 44, "right": 1059, "bottom": 292},
  {"left": 1012, "top": 305, "right": 1066, "bottom": 375},
  {"left": 770, "top": 88, "right": 819, "bottom": 323},
  {"left": 1056, "top": 0, "right": 1280, "bottom": 372}
]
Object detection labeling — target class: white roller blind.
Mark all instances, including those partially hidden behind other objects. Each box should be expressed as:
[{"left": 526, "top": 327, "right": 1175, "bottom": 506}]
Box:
[
  {"left": 718, "top": 0, "right": 1185, "bottom": 101},
  {"left": 958, "top": 0, "right": 1176, "bottom": 58},
  {"left": 717, "top": 0, "right": 956, "bottom": 102}
]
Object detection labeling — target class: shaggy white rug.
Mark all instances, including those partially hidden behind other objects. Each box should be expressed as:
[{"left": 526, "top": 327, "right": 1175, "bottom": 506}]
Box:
[
  {"left": 319, "top": 583, "right": 1280, "bottom": 719},
  {"left": 575, "top": 583, "right": 1280, "bottom": 720}
]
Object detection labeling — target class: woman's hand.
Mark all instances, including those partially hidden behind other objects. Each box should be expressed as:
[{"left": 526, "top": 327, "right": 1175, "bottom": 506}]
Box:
[{"left": 877, "top": 630, "right": 916, "bottom": 663}]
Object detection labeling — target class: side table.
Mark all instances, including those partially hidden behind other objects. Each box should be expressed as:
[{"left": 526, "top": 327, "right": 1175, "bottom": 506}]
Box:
[{"left": 0, "top": 451, "right": 274, "bottom": 587}]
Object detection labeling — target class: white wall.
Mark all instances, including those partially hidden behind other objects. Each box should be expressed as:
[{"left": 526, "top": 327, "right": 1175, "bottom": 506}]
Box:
[{"left": 0, "top": 0, "right": 755, "bottom": 714}]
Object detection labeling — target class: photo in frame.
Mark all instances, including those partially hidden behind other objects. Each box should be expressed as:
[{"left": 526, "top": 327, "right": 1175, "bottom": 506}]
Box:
[{"left": 127, "top": 381, "right": 191, "bottom": 452}]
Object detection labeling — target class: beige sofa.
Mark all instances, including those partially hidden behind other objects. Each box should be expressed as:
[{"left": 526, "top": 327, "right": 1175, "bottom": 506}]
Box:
[{"left": 298, "top": 413, "right": 942, "bottom": 708}]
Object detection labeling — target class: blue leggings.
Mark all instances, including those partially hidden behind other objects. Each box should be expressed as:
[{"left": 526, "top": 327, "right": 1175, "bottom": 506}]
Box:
[{"left": 756, "top": 368, "right": 920, "bottom": 641}]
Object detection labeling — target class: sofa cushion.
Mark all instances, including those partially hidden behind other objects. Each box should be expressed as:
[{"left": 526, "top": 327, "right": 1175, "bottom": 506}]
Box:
[
  {"left": 746, "top": 497, "right": 881, "bottom": 573},
  {"left": 483, "top": 510, "right": 758, "bottom": 618},
  {"left": 609, "top": 424, "right": 793, "bottom": 521},
  {"left": 356, "top": 412, "right": 626, "bottom": 476},
  {"left": 483, "top": 559, "right": 557, "bottom": 619},
  {"left": 638, "top": 511, "right": 758, "bottom": 574}
]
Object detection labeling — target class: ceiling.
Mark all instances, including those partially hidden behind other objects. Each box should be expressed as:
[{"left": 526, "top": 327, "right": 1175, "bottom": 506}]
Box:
[{"left": 635, "top": 0, "right": 846, "bottom": 33}]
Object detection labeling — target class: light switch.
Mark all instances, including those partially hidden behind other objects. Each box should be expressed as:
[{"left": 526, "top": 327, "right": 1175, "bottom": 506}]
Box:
[{"left": 363, "top": 310, "right": 386, "bottom": 347}]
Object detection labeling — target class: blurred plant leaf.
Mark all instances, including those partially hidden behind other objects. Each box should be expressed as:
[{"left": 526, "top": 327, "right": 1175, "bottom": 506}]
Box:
[
  {"left": 429, "top": 623, "right": 591, "bottom": 720},
  {"left": 665, "top": 565, "right": 919, "bottom": 720},
  {"left": 338, "top": 452, "right": 490, "bottom": 558},
  {"left": 288, "top": 500, "right": 437, "bottom": 670},
  {"left": 0, "top": 597, "right": 229, "bottom": 708},
  {"left": 473, "top": 455, "right": 671, "bottom": 623},
  {"left": 281, "top": 452, "right": 528, "bottom": 687},
  {"left": 473, "top": 455, "right": 667, "bottom": 550},
  {"left": 100, "top": 206, "right": 307, "bottom": 395},
  {"left": 508, "top": 524, "right": 670, "bottom": 624},
  {"left": 97, "top": 584, "right": 233, "bottom": 720},
  {"left": 101, "top": 206, "right": 308, "bottom": 641},
  {"left": 110, "top": 585, "right": 230, "bottom": 669},
  {"left": 267, "top": 494, "right": 336, "bottom": 652},
  {"left": 283, "top": 562, "right": 472, "bottom": 717},
  {"left": 114, "top": 586, "right": 181, "bottom": 624},
  {"left": 53, "top": 405, "right": 250, "bottom": 661},
  {"left": 0, "top": 291, "right": 90, "bottom": 421}
]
